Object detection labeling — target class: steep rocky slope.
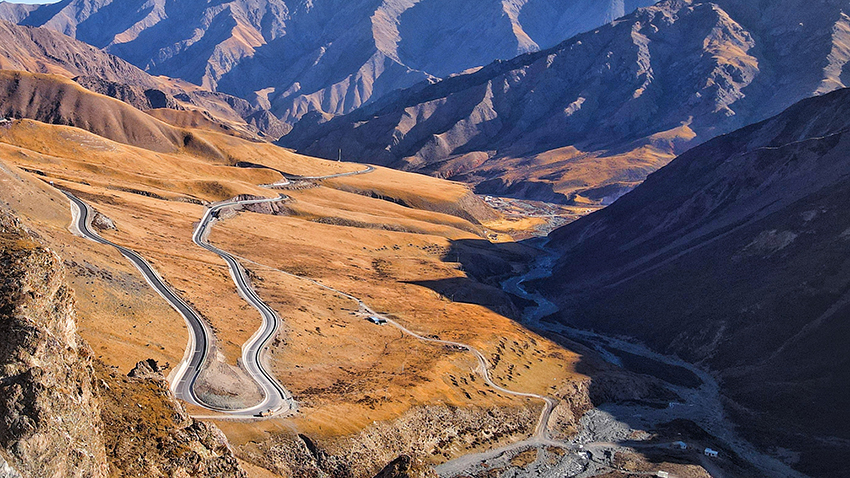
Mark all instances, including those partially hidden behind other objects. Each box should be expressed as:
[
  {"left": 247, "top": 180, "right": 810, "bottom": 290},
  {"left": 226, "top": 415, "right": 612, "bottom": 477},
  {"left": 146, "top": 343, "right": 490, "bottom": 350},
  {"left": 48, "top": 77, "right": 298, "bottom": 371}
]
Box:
[
  {"left": 0, "top": 19, "right": 283, "bottom": 139},
  {"left": 0, "top": 209, "right": 245, "bottom": 477},
  {"left": 0, "top": 210, "right": 107, "bottom": 477},
  {"left": 1, "top": 0, "right": 655, "bottom": 126},
  {"left": 0, "top": 2, "right": 35, "bottom": 25},
  {"left": 538, "top": 87, "right": 850, "bottom": 478},
  {"left": 282, "top": 0, "right": 850, "bottom": 204}
]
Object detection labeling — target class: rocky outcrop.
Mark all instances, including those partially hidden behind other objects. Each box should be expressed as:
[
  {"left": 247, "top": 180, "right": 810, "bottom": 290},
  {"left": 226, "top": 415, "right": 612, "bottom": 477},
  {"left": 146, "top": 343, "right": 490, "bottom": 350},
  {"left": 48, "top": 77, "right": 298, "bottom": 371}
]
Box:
[
  {"left": 0, "top": 209, "right": 246, "bottom": 478},
  {"left": 244, "top": 404, "right": 535, "bottom": 478},
  {"left": 223, "top": 194, "right": 292, "bottom": 216},
  {"left": 90, "top": 211, "right": 117, "bottom": 232},
  {"left": 372, "top": 454, "right": 438, "bottom": 478},
  {"left": 98, "top": 360, "right": 246, "bottom": 478},
  {"left": 281, "top": 0, "right": 850, "bottom": 204},
  {"left": 0, "top": 457, "right": 22, "bottom": 478},
  {"left": 0, "top": 211, "right": 108, "bottom": 478},
  {"left": 539, "top": 87, "right": 850, "bottom": 478}
]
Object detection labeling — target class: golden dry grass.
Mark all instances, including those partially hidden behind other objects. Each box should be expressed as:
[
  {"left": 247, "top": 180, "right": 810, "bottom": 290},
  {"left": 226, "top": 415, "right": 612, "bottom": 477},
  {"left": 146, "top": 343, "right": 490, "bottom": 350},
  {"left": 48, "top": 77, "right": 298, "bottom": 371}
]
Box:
[
  {"left": 0, "top": 117, "right": 586, "bottom": 464},
  {"left": 210, "top": 206, "right": 581, "bottom": 438},
  {"left": 0, "top": 159, "right": 188, "bottom": 373}
]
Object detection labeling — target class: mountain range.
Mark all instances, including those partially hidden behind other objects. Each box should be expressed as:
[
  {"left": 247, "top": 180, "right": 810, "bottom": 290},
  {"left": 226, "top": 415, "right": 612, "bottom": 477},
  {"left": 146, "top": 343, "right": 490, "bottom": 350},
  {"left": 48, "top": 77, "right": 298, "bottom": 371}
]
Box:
[
  {"left": 0, "top": 18, "right": 288, "bottom": 140},
  {"left": 538, "top": 85, "right": 850, "bottom": 478},
  {"left": 0, "top": 0, "right": 655, "bottom": 131},
  {"left": 281, "top": 0, "right": 850, "bottom": 204},
  {"left": 1, "top": 0, "right": 850, "bottom": 476}
]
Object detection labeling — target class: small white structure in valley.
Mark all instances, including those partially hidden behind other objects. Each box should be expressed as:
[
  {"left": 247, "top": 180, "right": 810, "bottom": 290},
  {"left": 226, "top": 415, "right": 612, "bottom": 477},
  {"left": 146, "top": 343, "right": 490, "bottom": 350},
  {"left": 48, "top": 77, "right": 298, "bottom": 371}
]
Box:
[
  {"left": 671, "top": 441, "right": 687, "bottom": 450},
  {"left": 704, "top": 447, "right": 719, "bottom": 458},
  {"left": 656, "top": 471, "right": 670, "bottom": 478},
  {"left": 367, "top": 315, "right": 387, "bottom": 325}
]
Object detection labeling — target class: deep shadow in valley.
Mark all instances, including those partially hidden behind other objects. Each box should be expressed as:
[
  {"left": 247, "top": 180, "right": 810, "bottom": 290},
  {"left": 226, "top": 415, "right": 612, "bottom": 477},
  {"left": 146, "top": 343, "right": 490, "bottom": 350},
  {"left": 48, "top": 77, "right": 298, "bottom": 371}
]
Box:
[{"left": 410, "top": 237, "right": 764, "bottom": 477}]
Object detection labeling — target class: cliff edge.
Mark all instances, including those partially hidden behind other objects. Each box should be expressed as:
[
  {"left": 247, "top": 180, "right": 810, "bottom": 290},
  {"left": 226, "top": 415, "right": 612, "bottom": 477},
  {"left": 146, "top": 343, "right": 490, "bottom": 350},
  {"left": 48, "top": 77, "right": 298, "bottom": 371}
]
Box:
[{"left": 0, "top": 209, "right": 245, "bottom": 477}]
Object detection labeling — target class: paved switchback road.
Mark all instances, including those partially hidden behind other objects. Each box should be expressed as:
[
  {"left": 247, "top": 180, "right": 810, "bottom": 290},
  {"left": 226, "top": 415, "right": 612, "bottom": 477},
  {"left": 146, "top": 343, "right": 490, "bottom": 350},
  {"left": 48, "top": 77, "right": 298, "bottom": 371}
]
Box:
[
  {"left": 63, "top": 190, "right": 213, "bottom": 410},
  {"left": 227, "top": 253, "right": 566, "bottom": 474},
  {"left": 59, "top": 164, "right": 376, "bottom": 417},
  {"left": 63, "top": 190, "right": 295, "bottom": 417},
  {"left": 191, "top": 196, "right": 296, "bottom": 417}
]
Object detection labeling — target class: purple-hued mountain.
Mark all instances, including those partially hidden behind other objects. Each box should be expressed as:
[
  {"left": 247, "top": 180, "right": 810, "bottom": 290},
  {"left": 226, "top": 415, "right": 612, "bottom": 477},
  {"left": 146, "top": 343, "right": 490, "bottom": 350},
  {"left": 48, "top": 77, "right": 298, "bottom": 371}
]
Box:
[
  {"left": 539, "top": 86, "right": 850, "bottom": 478},
  {"left": 0, "top": 0, "right": 656, "bottom": 131},
  {"left": 281, "top": 0, "right": 850, "bottom": 204}
]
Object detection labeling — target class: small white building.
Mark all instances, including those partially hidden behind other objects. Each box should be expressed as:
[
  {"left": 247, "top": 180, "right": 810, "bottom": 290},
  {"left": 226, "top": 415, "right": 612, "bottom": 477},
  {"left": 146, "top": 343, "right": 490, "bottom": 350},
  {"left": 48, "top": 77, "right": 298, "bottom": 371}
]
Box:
[
  {"left": 671, "top": 441, "right": 687, "bottom": 450},
  {"left": 704, "top": 447, "right": 719, "bottom": 458},
  {"left": 367, "top": 316, "right": 387, "bottom": 325},
  {"left": 656, "top": 471, "right": 670, "bottom": 478}
]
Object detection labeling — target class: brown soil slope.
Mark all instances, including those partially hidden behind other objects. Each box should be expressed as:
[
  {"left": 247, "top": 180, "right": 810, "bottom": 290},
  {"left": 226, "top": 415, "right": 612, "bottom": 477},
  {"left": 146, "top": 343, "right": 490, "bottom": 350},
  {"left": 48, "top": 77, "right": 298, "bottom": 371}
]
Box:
[
  {"left": 0, "top": 70, "right": 186, "bottom": 153},
  {"left": 539, "top": 87, "right": 850, "bottom": 478},
  {"left": 0, "top": 18, "right": 161, "bottom": 88},
  {"left": 0, "top": 19, "right": 283, "bottom": 139}
]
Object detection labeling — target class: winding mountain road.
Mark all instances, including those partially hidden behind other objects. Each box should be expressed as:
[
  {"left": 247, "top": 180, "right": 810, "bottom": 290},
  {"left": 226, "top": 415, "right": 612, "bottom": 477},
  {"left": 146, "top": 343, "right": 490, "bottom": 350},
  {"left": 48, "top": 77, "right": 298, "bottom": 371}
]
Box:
[
  {"left": 64, "top": 190, "right": 215, "bottom": 410},
  {"left": 64, "top": 190, "right": 295, "bottom": 417},
  {"left": 59, "top": 164, "right": 375, "bottom": 417},
  {"left": 187, "top": 195, "right": 296, "bottom": 416},
  {"left": 282, "top": 165, "right": 375, "bottom": 180},
  {"left": 228, "top": 253, "right": 565, "bottom": 475}
]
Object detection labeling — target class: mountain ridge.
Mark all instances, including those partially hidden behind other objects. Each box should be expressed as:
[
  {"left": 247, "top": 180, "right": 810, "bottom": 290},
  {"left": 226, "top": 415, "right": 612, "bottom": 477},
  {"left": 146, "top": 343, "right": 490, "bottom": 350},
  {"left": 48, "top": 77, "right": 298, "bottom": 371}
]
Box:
[
  {"left": 0, "top": 18, "right": 287, "bottom": 139},
  {"left": 0, "top": 0, "right": 657, "bottom": 126},
  {"left": 280, "top": 0, "right": 850, "bottom": 205}
]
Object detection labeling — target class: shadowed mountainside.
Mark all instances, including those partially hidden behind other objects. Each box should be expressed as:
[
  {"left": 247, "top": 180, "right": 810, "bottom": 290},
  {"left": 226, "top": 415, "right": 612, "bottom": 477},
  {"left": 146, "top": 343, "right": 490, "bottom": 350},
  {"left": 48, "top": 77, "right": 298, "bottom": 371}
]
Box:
[
  {"left": 538, "top": 87, "right": 850, "bottom": 478},
  {"left": 281, "top": 0, "right": 850, "bottom": 205}
]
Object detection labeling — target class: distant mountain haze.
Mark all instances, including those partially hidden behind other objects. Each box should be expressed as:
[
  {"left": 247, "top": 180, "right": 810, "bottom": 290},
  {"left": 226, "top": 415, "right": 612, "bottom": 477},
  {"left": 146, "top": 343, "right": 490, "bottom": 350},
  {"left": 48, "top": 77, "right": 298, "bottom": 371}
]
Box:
[
  {"left": 281, "top": 0, "right": 850, "bottom": 204},
  {"left": 0, "top": 0, "right": 656, "bottom": 131}
]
